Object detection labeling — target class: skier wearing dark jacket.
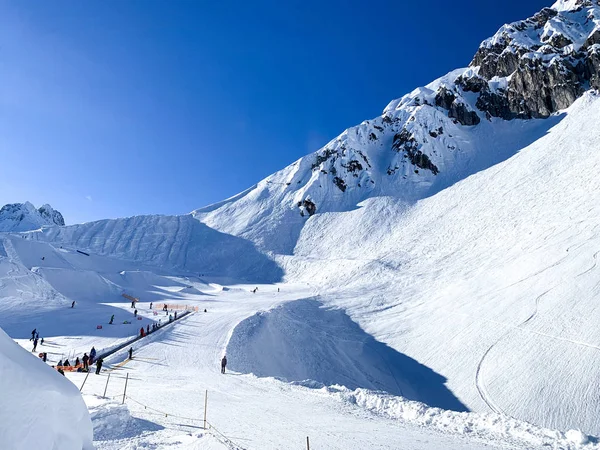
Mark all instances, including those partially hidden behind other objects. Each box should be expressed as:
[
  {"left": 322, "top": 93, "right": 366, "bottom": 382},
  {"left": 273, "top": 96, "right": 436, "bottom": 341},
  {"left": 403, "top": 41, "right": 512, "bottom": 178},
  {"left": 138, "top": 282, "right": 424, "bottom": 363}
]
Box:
[
  {"left": 221, "top": 356, "right": 227, "bottom": 374},
  {"left": 95, "top": 358, "right": 104, "bottom": 374},
  {"left": 82, "top": 353, "right": 89, "bottom": 370}
]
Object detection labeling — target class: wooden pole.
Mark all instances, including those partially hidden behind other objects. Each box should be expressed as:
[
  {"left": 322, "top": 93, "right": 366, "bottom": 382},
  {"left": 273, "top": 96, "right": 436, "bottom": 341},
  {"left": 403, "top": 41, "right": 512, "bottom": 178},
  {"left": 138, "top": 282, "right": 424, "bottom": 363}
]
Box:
[
  {"left": 79, "top": 372, "right": 90, "bottom": 392},
  {"left": 103, "top": 372, "right": 111, "bottom": 398},
  {"left": 307, "top": 436, "right": 310, "bottom": 450},
  {"left": 203, "top": 390, "right": 208, "bottom": 429},
  {"left": 122, "top": 372, "right": 129, "bottom": 404}
]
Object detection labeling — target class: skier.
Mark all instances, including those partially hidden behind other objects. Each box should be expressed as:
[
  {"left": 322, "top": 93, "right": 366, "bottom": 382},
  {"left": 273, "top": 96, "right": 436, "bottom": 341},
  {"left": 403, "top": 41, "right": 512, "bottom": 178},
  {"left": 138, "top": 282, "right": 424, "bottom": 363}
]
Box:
[
  {"left": 42, "top": 353, "right": 47, "bottom": 363},
  {"left": 75, "top": 357, "right": 80, "bottom": 367},
  {"left": 82, "top": 353, "right": 89, "bottom": 370},
  {"left": 169, "top": 314, "right": 173, "bottom": 322},
  {"left": 32, "top": 338, "right": 38, "bottom": 352},
  {"left": 150, "top": 302, "right": 153, "bottom": 310},
  {"left": 131, "top": 301, "right": 135, "bottom": 308},
  {"left": 163, "top": 304, "right": 168, "bottom": 312},
  {"left": 40, "top": 337, "right": 44, "bottom": 345},
  {"left": 128, "top": 347, "right": 133, "bottom": 359},
  {"left": 95, "top": 358, "right": 103, "bottom": 375},
  {"left": 174, "top": 311, "right": 177, "bottom": 320},
  {"left": 134, "top": 309, "right": 138, "bottom": 318},
  {"left": 109, "top": 314, "right": 114, "bottom": 324},
  {"left": 90, "top": 347, "right": 96, "bottom": 365},
  {"left": 71, "top": 301, "right": 75, "bottom": 308},
  {"left": 30, "top": 328, "right": 36, "bottom": 341},
  {"left": 204, "top": 309, "right": 207, "bottom": 313},
  {"left": 146, "top": 324, "right": 150, "bottom": 334},
  {"left": 221, "top": 356, "right": 227, "bottom": 374},
  {"left": 140, "top": 327, "right": 144, "bottom": 337}
]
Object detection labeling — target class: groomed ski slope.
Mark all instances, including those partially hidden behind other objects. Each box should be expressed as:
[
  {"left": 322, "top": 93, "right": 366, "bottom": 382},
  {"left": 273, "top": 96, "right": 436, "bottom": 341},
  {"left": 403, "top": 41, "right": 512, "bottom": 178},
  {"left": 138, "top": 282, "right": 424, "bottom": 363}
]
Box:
[
  {"left": 62, "top": 285, "right": 591, "bottom": 450},
  {"left": 0, "top": 230, "right": 591, "bottom": 448}
]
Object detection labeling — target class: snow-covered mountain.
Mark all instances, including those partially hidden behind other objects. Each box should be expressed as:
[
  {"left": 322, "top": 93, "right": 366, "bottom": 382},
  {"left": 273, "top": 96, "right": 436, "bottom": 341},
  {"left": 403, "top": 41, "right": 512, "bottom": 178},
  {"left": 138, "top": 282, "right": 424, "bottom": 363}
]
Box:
[
  {"left": 0, "top": 202, "right": 65, "bottom": 233},
  {"left": 193, "top": 0, "right": 600, "bottom": 254},
  {"left": 4, "top": 1, "right": 600, "bottom": 447}
]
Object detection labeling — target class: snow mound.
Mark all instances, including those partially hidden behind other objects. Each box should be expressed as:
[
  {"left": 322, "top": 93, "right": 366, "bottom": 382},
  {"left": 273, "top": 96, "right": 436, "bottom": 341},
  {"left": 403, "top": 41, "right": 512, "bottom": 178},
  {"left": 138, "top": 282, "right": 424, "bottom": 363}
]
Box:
[
  {"left": 324, "top": 386, "right": 595, "bottom": 450},
  {"left": 87, "top": 396, "right": 163, "bottom": 441},
  {"left": 227, "top": 299, "right": 467, "bottom": 411},
  {"left": 0, "top": 326, "right": 92, "bottom": 449}
]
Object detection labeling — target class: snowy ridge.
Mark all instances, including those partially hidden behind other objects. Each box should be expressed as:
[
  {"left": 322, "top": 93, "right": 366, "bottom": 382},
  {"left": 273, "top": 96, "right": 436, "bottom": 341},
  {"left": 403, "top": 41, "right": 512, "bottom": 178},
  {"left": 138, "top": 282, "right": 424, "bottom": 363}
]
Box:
[{"left": 0, "top": 202, "right": 65, "bottom": 232}]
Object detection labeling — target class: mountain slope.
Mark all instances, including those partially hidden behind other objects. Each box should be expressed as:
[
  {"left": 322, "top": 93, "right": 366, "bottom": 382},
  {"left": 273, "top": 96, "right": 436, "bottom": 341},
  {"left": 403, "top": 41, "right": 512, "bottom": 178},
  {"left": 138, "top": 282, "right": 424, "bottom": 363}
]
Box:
[
  {"left": 193, "top": 0, "right": 600, "bottom": 254},
  {"left": 0, "top": 202, "right": 65, "bottom": 233}
]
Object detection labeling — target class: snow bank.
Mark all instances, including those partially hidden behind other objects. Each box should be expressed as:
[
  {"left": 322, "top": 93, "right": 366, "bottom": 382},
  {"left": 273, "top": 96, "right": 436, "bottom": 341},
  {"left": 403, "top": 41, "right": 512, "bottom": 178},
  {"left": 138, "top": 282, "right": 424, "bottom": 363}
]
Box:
[
  {"left": 87, "top": 395, "right": 163, "bottom": 441},
  {"left": 324, "top": 385, "right": 596, "bottom": 450},
  {"left": 0, "top": 326, "right": 92, "bottom": 450}
]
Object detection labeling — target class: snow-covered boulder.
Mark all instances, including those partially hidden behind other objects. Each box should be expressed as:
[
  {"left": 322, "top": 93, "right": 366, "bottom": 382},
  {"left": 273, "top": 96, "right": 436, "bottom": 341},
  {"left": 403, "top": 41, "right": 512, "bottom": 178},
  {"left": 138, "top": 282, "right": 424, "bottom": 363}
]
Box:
[
  {"left": 0, "top": 202, "right": 65, "bottom": 232},
  {"left": 0, "top": 326, "right": 92, "bottom": 450}
]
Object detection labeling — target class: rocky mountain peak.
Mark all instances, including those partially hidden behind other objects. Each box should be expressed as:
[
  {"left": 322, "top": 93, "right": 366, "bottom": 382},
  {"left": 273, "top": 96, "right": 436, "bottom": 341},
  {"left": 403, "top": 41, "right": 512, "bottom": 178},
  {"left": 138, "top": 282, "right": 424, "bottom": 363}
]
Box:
[
  {"left": 0, "top": 202, "right": 65, "bottom": 232},
  {"left": 194, "top": 2, "right": 600, "bottom": 254}
]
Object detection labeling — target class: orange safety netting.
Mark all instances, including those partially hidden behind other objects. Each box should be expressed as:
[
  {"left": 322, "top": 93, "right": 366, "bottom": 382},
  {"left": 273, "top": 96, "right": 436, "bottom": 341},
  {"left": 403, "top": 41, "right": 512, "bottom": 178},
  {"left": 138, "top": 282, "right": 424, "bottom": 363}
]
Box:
[
  {"left": 56, "top": 364, "right": 88, "bottom": 372},
  {"left": 158, "top": 305, "right": 199, "bottom": 312}
]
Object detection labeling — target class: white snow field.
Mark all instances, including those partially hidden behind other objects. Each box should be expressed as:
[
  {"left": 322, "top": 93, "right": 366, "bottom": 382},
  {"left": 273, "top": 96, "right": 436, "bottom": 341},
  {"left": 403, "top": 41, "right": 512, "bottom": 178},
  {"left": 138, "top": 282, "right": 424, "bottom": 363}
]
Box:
[
  {"left": 0, "top": 325, "right": 93, "bottom": 450},
  {"left": 3, "top": 1, "right": 600, "bottom": 447}
]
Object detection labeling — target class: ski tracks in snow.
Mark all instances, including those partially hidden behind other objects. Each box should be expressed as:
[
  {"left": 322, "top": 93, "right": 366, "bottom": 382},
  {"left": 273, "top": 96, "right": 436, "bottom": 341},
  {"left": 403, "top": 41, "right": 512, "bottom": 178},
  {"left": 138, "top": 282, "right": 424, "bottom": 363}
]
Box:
[{"left": 475, "top": 288, "right": 552, "bottom": 416}]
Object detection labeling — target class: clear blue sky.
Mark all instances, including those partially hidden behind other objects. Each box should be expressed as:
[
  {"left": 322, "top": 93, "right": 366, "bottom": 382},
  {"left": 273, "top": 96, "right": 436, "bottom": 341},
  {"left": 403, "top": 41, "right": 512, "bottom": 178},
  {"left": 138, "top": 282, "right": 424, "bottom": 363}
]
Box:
[{"left": 0, "top": 0, "right": 551, "bottom": 224}]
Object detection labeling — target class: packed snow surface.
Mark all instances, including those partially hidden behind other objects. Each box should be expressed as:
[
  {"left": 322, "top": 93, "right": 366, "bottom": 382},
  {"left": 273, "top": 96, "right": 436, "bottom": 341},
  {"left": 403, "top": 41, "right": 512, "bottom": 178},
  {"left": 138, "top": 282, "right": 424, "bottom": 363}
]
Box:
[{"left": 0, "top": 326, "right": 92, "bottom": 450}]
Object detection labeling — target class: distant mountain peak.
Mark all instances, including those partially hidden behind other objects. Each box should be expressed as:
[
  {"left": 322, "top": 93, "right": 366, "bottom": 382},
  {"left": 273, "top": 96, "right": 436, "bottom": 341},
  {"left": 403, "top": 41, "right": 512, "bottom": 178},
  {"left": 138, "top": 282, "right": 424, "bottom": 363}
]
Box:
[{"left": 0, "top": 202, "right": 65, "bottom": 232}]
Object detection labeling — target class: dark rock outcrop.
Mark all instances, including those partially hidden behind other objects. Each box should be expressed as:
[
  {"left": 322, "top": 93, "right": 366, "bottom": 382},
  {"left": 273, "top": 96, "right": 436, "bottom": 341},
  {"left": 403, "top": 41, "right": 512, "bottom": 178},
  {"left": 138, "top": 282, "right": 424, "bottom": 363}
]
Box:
[
  {"left": 435, "top": 87, "right": 481, "bottom": 126},
  {"left": 392, "top": 130, "right": 439, "bottom": 175}
]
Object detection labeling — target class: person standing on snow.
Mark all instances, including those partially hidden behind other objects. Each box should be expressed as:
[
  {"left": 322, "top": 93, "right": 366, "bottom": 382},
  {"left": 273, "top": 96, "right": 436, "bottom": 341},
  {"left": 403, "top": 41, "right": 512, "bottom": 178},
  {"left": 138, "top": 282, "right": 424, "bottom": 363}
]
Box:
[
  {"left": 42, "top": 353, "right": 47, "bottom": 363},
  {"left": 134, "top": 309, "right": 138, "bottom": 318},
  {"left": 146, "top": 324, "right": 150, "bottom": 334},
  {"left": 71, "top": 301, "right": 75, "bottom": 308},
  {"left": 75, "top": 357, "right": 80, "bottom": 367},
  {"left": 150, "top": 302, "right": 153, "bottom": 309},
  {"left": 128, "top": 347, "right": 133, "bottom": 359},
  {"left": 82, "top": 353, "right": 89, "bottom": 371},
  {"left": 109, "top": 314, "right": 114, "bottom": 324},
  {"left": 221, "top": 355, "right": 227, "bottom": 374},
  {"left": 95, "top": 358, "right": 103, "bottom": 374},
  {"left": 30, "top": 329, "right": 36, "bottom": 341},
  {"left": 40, "top": 337, "right": 44, "bottom": 345},
  {"left": 140, "top": 327, "right": 144, "bottom": 337},
  {"left": 32, "top": 338, "right": 38, "bottom": 352},
  {"left": 90, "top": 347, "right": 97, "bottom": 365}
]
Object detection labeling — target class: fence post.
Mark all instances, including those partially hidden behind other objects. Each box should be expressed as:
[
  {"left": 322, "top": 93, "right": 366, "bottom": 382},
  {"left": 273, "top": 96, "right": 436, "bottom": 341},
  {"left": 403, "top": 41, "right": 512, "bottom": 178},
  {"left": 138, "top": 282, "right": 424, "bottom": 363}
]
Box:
[
  {"left": 307, "top": 436, "right": 310, "bottom": 450},
  {"left": 203, "top": 390, "right": 208, "bottom": 429},
  {"left": 122, "top": 372, "right": 129, "bottom": 404},
  {"left": 103, "top": 372, "right": 111, "bottom": 398},
  {"left": 79, "top": 372, "right": 90, "bottom": 392}
]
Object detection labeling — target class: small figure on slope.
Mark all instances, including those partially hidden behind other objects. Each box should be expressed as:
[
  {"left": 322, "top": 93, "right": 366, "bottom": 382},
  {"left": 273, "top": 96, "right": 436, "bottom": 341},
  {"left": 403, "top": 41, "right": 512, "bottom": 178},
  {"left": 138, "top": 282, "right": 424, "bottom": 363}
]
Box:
[
  {"left": 95, "top": 358, "right": 103, "bottom": 375},
  {"left": 221, "top": 355, "right": 227, "bottom": 374}
]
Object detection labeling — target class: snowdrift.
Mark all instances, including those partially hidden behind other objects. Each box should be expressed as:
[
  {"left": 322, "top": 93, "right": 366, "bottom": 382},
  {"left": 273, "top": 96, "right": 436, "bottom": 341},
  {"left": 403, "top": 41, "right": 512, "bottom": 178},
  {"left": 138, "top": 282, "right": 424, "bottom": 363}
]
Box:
[
  {"left": 0, "top": 326, "right": 92, "bottom": 450},
  {"left": 227, "top": 299, "right": 467, "bottom": 411}
]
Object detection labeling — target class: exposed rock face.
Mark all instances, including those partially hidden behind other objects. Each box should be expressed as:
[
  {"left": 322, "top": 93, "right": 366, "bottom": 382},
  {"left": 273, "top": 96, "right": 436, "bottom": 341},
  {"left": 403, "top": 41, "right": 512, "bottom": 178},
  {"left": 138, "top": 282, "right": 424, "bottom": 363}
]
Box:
[
  {"left": 0, "top": 202, "right": 65, "bottom": 232},
  {"left": 435, "top": 87, "right": 481, "bottom": 126},
  {"left": 470, "top": 1, "right": 600, "bottom": 119}
]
